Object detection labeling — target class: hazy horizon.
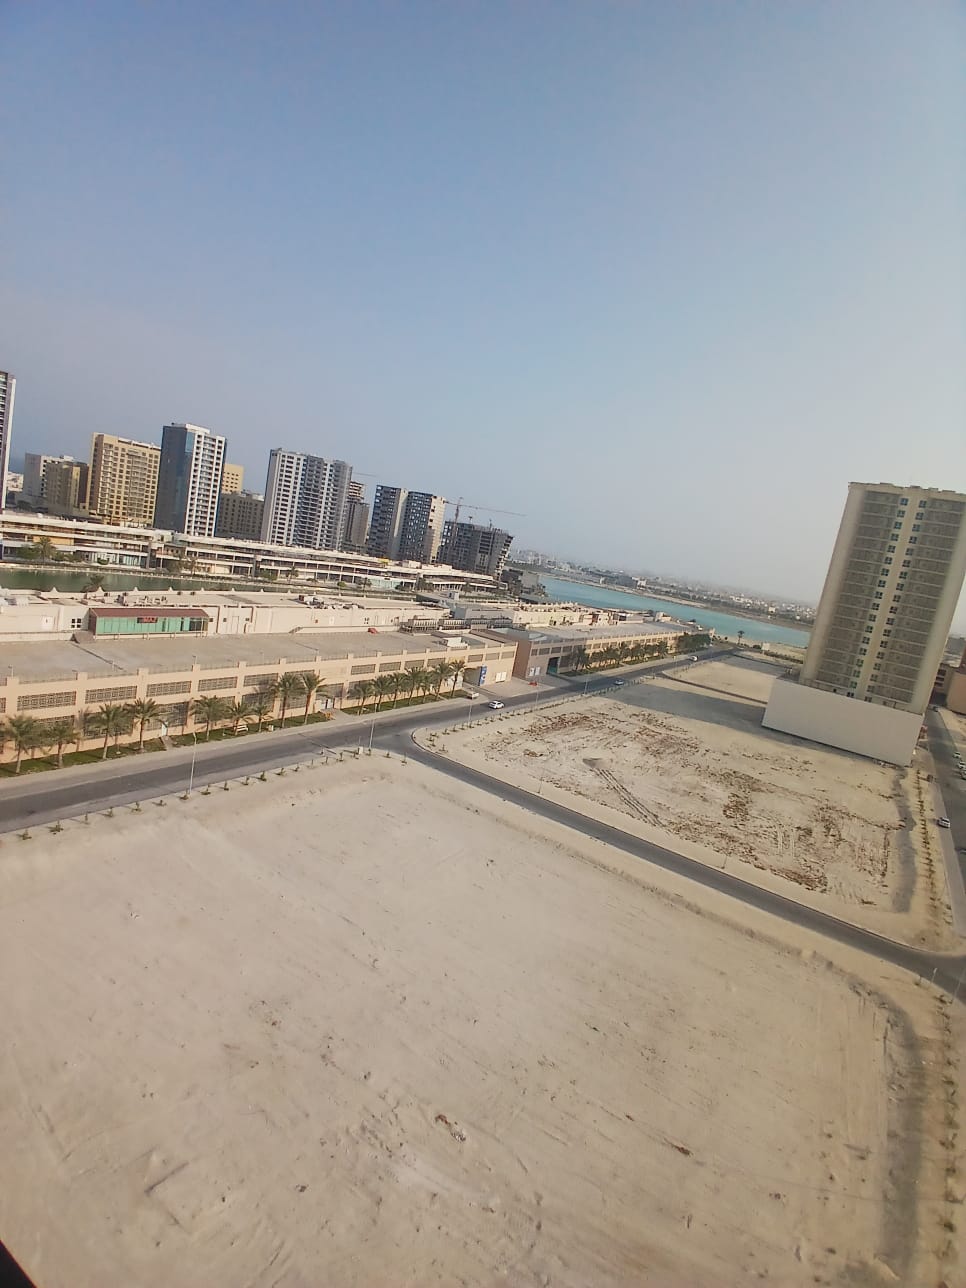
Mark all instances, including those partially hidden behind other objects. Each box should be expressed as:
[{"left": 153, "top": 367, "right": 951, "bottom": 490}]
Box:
[{"left": 2, "top": 3, "right": 964, "bottom": 623}]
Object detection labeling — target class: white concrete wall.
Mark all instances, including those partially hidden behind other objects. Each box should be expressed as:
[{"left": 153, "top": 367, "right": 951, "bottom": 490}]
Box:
[
  {"left": 0, "top": 599, "right": 86, "bottom": 634},
  {"left": 762, "top": 676, "right": 922, "bottom": 767}
]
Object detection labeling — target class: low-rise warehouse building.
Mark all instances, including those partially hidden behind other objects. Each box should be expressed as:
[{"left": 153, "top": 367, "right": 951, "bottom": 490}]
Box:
[
  {"left": 491, "top": 620, "right": 709, "bottom": 680},
  {"left": 0, "top": 628, "right": 518, "bottom": 762}
]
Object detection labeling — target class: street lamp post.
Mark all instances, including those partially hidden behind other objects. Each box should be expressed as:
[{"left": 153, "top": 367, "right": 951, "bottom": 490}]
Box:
[{"left": 187, "top": 732, "right": 198, "bottom": 795}]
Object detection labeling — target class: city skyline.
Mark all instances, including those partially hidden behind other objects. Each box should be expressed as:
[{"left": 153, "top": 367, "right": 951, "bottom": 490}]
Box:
[
  {"left": 3, "top": 4, "right": 962, "bottom": 611},
  {"left": 6, "top": 406, "right": 966, "bottom": 627}
]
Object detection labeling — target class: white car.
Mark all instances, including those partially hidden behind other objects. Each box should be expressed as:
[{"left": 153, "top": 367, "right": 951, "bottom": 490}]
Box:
[
  {"left": 937, "top": 817, "right": 951, "bottom": 828},
  {"left": 487, "top": 700, "right": 505, "bottom": 709}
]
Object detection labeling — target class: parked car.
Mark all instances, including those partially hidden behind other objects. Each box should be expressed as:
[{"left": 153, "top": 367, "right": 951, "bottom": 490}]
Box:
[
  {"left": 937, "top": 817, "right": 951, "bottom": 828},
  {"left": 487, "top": 700, "right": 505, "bottom": 709}
]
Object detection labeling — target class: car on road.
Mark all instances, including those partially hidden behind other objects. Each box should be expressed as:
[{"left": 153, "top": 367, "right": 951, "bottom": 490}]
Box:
[
  {"left": 612, "top": 679, "right": 625, "bottom": 686},
  {"left": 689, "top": 655, "right": 698, "bottom": 661},
  {"left": 487, "top": 700, "right": 505, "bottom": 709},
  {"left": 937, "top": 817, "right": 951, "bottom": 828}
]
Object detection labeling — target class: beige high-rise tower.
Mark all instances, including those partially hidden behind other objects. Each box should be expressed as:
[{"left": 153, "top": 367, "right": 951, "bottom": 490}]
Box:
[
  {"left": 764, "top": 481, "right": 966, "bottom": 765},
  {"left": 87, "top": 434, "right": 161, "bottom": 525},
  {"left": 221, "top": 463, "right": 244, "bottom": 494}
]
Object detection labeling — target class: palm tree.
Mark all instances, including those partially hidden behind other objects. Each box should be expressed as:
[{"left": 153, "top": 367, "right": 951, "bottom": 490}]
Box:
[
  {"left": 91, "top": 703, "right": 130, "bottom": 759},
  {"left": 226, "top": 697, "right": 253, "bottom": 734},
  {"left": 448, "top": 660, "right": 466, "bottom": 696},
  {"left": 47, "top": 716, "right": 79, "bottom": 768},
  {"left": 190, "top": 694, "right": 229, "bottom": 741},
  {"left": 373, "top": 673, "right": 396, "bottom": 711},
  {"left": 83, "top": 572, "right": 106, "bottom": 594},
  {"left": 4, "top": 715, "right": 39, "bottom": 774},
  {"left": 272, "top": 672, "right": 305, "bottom": 727},
  {"left": 350, "top": 679, "right": 376, "bottom": 712},
  {"left": 388, "top": 671, "right": 405, "bottom": 709},
  {"left": 126, "top": 697, "right": 162, "bottom": 752},
  {"left": 402, "top": 666, "right": 422, "bottom": 703},
  {"left": 35, "top": 535, "right": 56, "bottom": 563},
  {"left": 299, "top": 672, "right": 325, "bottom": 723},
  {"left": 429, "top": 661, "right": 451, "bottom": 698},
  {"left": 248, "top": 687, "right": 275, "bottom": 732}
]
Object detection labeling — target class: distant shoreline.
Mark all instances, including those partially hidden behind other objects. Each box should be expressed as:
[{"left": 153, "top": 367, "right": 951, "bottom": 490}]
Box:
[{"left": 535, "top": 573, "right": 812, "bottom": 632}]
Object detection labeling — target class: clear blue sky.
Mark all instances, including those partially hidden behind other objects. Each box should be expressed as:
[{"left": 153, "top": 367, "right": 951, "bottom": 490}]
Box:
[{"left": 3, "top": 2, "right": 964, "bottom": 617}]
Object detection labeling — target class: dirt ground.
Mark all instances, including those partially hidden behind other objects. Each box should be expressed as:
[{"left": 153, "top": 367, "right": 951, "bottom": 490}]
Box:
[
  {"left": 0, "top": 758, "right": 956, "bottom": 1287},
  {"left": 443, "top": 657, "right": 930, "bottom": 922}
]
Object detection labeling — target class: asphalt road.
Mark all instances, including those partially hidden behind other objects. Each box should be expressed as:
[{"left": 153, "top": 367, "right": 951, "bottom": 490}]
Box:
[
  {"left": 0, "top": 653, "right": 715, "bottom": 832},
  {"left": 395, "top": 737, "right": 966, "bottom": 997},
  {"left": 925, "top": 710, "right": 966, "bottom": 883},
  {"left": 5, "top": 646, "right": 963, "bottom": 999}
]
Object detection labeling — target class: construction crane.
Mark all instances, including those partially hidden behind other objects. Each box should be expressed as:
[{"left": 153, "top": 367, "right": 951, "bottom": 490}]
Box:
[{"left": 450, "top": 497, "right": 525, "bottom": 524}]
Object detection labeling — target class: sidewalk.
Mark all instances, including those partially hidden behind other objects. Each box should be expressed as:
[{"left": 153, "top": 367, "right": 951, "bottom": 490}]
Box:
[
  {"left": 918, "top": 728, "right": 966, "bottom": 939},
  {"left": 0, "top": 719, "right": 339, "bottom": 806}
]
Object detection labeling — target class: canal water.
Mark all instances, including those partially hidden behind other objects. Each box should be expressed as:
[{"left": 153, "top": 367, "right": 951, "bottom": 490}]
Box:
[
  {"left": 540, "top": 575, "right": 811, "bottom": 647},
  {"left": 0, "top": 564, "right": 812, "bottom": 647},
  {"left": 0, "top": 567, "right": 222, "bottom": 594}
]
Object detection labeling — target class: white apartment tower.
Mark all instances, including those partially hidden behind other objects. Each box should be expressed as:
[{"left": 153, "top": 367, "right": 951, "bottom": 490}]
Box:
[
  {"left": 153, "top": 423, "right": 226, "bottom": 537},
  {"left": 261, "top": 450, "right": 353, "bottom": 550},
  {"left": 0, "top": 371, "right": 14, "bottom": 508},
  {"left": 764, "top": 482, "right": 966, "bottom": 765}
]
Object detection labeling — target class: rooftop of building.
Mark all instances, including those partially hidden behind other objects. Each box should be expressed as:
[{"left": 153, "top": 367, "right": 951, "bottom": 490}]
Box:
[
  {"left": 0, "top": 588, "right": 420, "bottom": 611},
  {"left": 853, "top": 481, "right": 966, "bottom": 501},
  {"left": 0, "top": 628, "right": 496, "bottom": 685},
  {"left": 492, "top": 619, "right": 694, "bottom": 645}
]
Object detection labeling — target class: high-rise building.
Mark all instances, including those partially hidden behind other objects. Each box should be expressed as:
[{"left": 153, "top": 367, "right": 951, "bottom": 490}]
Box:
[
  {"left": 764, "top": 481, "right": 966, "bottom": 765},
  {"left": 43, "top": 459, "right": 89, "bottom": 515},
  {"left": 0, "top": 371, "right": 14, "bottom": 511},
  {"left": 215, "top": 490, "right": 265, "bottom": 542},
  {"left": 221, "top": 463, "right": 244, "bottom": 494},
  {"left": 343, "top": 498, "right": 370, "bottom": 552},
  {"left": 347, "top": 479, "right": 365, "bottom": 504},
  {"left": 399, "top": 492, "right": 447, "bottom": 562},
  {"left": 153, "top": 423, "right": 226, "bottom": 537},
  {"left": 438, "top": 520, "right": 513, "bottom": 577},
  {"left": 260, "top": 450, "right": 353, "bottom": 550},
  {"left": 367, "top": 485, "right": 447, "bottom": 562},
  {"left": 367, "top": 485, "right": 407, "bottom": 558},
  {"left": 87, "top": 434, "right": 161, "bottom": 526},
  {"left": 23, "top": 454, "right": 79, "bottom": 505}
]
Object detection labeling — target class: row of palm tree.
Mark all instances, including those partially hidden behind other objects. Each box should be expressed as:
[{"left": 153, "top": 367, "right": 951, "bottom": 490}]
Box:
[
  {"left": 0, "top": 671, "right": 331, "bottom": 774},
  {"left": 348, "top": 659, "right": 466, "bottom": 713},
  {"left": 572, "top": 632, "right": 711, "bottom": 674}
]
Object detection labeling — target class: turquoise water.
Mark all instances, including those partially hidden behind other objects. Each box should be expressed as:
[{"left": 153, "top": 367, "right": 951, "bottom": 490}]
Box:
[{"left": 540, "top": 576, "right": 811, "bottom": 647}]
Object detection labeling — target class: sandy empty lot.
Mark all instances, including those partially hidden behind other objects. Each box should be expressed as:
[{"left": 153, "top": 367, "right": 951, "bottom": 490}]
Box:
[
  {"left": 0, "top": 758, "right": 951, "bottom": 1286},
  {"left": 443, "top": 657, "right": 927, "bottom": 921}
]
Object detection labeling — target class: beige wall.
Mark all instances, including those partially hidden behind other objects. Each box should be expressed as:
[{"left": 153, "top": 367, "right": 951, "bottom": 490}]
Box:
[
  {"left": 87, "top": 435, "right": 161, "bottom": 526},
  {"left": 221, "top": 463, "right": 244, "bottom": 494},
  {"left": 763, "top": 675, "right": 922, "bottom": 767},
  {"left": 947, "top": 669, "right": 966, "bottom": 716},
  {"left": 0, "top": 636, "right": 519, "bottom": 762},
  {"left": 510, "top": 627, "right": 686, "bottom": 679}
]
